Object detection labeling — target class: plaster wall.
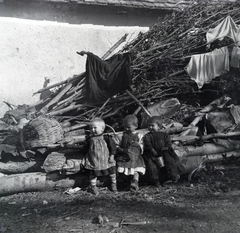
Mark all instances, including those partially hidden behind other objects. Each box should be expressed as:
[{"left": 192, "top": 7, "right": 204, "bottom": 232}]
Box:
[{"left": 0, "top": 17, "right": 148, "bottom": 117}]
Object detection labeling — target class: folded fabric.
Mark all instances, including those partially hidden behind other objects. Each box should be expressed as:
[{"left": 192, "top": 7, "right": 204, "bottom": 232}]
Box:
[
  {"left": 185, "top": 47, "right": 229, "bottom": 88},
  {"left": 206, "top": 16, "right": 240, "bottom": 46},
  {"left": 231, "top": 46, "right": 240, "bottom": 68}
]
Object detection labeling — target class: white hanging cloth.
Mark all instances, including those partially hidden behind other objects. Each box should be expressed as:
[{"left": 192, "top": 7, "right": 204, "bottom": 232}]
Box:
[
  {"left": 185, "top": 47, "right": 229, "bottom": 89},
  {"left": 206, "top": 16, "right": 240, "bottom": 46}
]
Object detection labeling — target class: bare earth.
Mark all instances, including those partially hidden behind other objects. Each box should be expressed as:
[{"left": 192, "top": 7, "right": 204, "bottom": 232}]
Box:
[{"left": 1, "top": 160, "right": 240, "bottom": 233}]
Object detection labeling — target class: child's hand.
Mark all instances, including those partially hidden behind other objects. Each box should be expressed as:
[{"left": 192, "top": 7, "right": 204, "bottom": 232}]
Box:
[
  {"left": 109, "top": 154, "right": 115, "bottom": 164},
  {"left": 161, "top": 147, "right": 169, "bottom": 151},
  {"left": 117, "top": 146, "right": 128, "bottom": 153},
  {"left": 151, "top": 149, "right": 158, "bottom": 157},
  {"left": 117, "top": 147, "right": 125, "bottom": 153}
]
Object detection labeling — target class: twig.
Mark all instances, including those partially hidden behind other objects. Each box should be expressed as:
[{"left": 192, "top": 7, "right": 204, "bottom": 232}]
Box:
[
  {"left": 92, "top": 97, "right": 111, "bottom": 118},
  {"left": 101, "top": 34, "right": 128, "bottom": 59},
  {"left": 125, "top": 90, "right": 151, "bottom": 117},
  {"left": 33, "top": 74, "right": 84, "bottom": 95},
  {"left": 40, "top": 83, "right": 72, "bottom": 114}
]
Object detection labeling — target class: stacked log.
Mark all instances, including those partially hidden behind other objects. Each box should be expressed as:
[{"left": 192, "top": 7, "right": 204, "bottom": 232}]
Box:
[
  {"left": 1, "top": 96, "right": 240, "bottom": 196},
  {"left": 21, "top": 1, "right": 239, "bottom": 127},
  {"left": 1, "top": 1, "right": 240, "bottom": 196}
]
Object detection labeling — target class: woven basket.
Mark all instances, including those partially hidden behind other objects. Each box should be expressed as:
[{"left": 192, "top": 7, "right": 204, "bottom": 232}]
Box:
[{"left": 22, "top": 116, "right": 64, "bottom": 149}]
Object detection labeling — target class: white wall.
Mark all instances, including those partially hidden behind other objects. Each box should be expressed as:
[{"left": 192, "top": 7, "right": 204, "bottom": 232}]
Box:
[{"left": 0, "top": 17, "right": 148, "bottom": 117}]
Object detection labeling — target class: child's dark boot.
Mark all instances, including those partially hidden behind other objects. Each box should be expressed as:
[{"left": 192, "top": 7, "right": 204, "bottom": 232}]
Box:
[
  {"left": 153, "top": 179, "right": 161, "bottom": 188},
  {"left": 172, "top": 174, "right": 180, "bottom": 183},
  {"left": 90, "top": 185, "right": 99, "bottom": 196}
]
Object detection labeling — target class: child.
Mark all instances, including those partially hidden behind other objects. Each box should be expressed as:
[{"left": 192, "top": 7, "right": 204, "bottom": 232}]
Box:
[
  {"left": 143, "top": 116, "right": 183, "bottom": 187},
  {"left": 116, "top": 115, "right": 146, "bottom": 191},
  {"left": 84, "top": 118, "right": 117, "bottom": 195}
]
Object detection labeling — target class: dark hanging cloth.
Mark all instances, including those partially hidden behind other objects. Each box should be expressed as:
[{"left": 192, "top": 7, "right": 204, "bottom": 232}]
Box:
[{"left": 85, "top": 52, "right": 132, "bottom": 102}]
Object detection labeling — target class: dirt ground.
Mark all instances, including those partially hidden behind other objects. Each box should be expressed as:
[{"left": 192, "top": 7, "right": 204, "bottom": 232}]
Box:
[{"left": 1, "top": 159, "right": 240, "bottom": 233}]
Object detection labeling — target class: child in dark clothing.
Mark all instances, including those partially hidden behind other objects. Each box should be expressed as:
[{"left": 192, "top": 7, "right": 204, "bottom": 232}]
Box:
[
  {"left": 116, "top": 115, "right": 146, "bottom": 191},
  {"left": 143, "top": 116, "right": 183, "bottom": 187},
  {"left": 84, "top": 117, "right": 117, "bottom": 195}
]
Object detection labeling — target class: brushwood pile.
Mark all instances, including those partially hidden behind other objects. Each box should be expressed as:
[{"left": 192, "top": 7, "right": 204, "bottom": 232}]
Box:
[{"left": 0, "top": 0, "right": 240, "bottom": 196}]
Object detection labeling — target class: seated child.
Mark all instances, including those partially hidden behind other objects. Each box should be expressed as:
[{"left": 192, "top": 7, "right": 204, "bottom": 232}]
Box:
[
  {"left": 116, "top": 115, "right": 146, "bottom": 191},
  {"left": 143, "top": 116, "right": 184, "bottom": 187},
  {"left": 83, "top": 118, "right": 117, "bottom": 195}
]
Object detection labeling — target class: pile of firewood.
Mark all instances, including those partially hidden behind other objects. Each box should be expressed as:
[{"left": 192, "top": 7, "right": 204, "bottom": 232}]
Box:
[
  {"left": 120, "top": 0, "right": 240, "bottom": 102},
  {"left": 1, "top": 94, "right": 240, "bottom": 196},
  {"left": 24, "top": 1, "right": 240, "bottom": 126},
  {"left": 1, "top": 1, "right": 240, "bottom": 196}
]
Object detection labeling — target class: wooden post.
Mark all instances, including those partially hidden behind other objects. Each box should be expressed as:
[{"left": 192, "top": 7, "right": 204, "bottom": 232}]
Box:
[
  {"left": 33, "top": 74, "right": 84, "bottom": 95},
  {"left": 92, "top": 97, "right": 111, "bottom": 118},
  {"left": 101, "top": 34, "right": 128, "bottom": 59},
  {"left": 125, "top": 90, "right": 151, "bottom": 117},
  {"left": 39, "top": 83, "right": 72, "bottom": 114}
]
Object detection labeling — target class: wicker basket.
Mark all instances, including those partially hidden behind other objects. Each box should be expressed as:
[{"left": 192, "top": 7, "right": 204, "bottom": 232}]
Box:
[{"left": 22, "top": 116, "right": 64, "bottom": 149}]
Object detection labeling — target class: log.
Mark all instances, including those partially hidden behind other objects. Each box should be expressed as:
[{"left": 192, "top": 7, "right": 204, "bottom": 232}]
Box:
[
  {"left": 67, "top": 126, "right": 191, "bottom": 145},
  {"left": 92, "top": 97, "right": 112, "bottom": 118},
  {"left": 181, "top": 95, "right": 231, "bottom": 136},
  {"left": 164, "top": 126, "right": 192, "bottom": 135},
  {"left": 182, "top": 150, "right": 240, "bottom": 176},
  {"left": 0, "top": 161, "right": 41, "bottom": 174},
  {"left": 40, "top": 83, "right": 72, "bottom": 113},
  {"left": 190, "top": 95, "right": 231, "bottom": 126},
  {"left": 63, "top": 123, "right": 87, "bottom": 133},
  {"left": 63, "top": 158, "right": 85, "bottom": 175},
  {"left": 140, "top": 98, "right": 181, "bottom": 128},
  {"left": 33, "top": 74, "right": 84, "bottom": 95},
  {"left": 126, "top": 90, "right": 151, "bottom": 117},
  {"left": 172, "top": 131, "right": 240, "bottom": 144},
  {"left": 174, "top": 142, "right": 239, "bottom": 158},
  {"left": 179, "top": 155, "right": 203, "bottom": 174},
  {"left": 205, "top": 111, "right": 235, "bottom": 133},
  {"left": 0, "top": 172, "right": 75, "bottom": 196},
  {"left": 101, "top": 33, "right": 128, "bottom": 59},
  {"left": 42, "top": 152, "right": 66, "bottom": 173},
  {"left": 49, "top": 103, "right": 83, "bottom": 116},
  {"left": 0, "top": 144, "right": 18, "bottom": 157},
  {"left": 204, "top": 151, "right": 240, "bottom": 163},
  {"left": 0, "top": 120, "right": 11, "bottom": 131}
]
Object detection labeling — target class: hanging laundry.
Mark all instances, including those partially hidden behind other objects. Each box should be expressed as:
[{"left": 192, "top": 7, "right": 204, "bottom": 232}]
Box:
[
  {"left": 206, "top": 16, "right": 240, "bottom": 46},
  {"left": 85, "top": 52, "right": 132, "bottom": 102},
  {"left": 185, "top": 47, "right": 229, "bottom": 89},
  {"left": 231, "top": 46, "right": 240, "bottom": 68}
]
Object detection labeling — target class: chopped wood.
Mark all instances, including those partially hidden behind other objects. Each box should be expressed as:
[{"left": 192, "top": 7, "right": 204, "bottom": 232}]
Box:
[
  {"left": 39, "top": 83, "right": 73, "bottom": 114},
  {"left": 180, "top": 95, "right": 231, "bottom": 136},
  {"left": 1, "top": 1, "right": 240, "bottom": 196},
  {"left": 173, "top": 131, "right": 240, "bottom": 143},
  {"left": 0, "top": 161, "right": 39, "bottom": 174},
  {"left": 125, "top": 90, "right": 151, "bottom": 117},
  {"left": 0, "top": 172, "right": 75, "bottom": 196},
  {"left": 174, "top": 143, "right": 239, "bottom": 158}
]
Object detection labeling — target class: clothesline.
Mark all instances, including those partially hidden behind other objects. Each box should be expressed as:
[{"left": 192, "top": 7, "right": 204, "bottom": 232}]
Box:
[
  {"left": 181, "top": 42, "right": 239, "bottom": 60},
  {"left": 185, "top": 16, "right": 240, "bottom": 89}
]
